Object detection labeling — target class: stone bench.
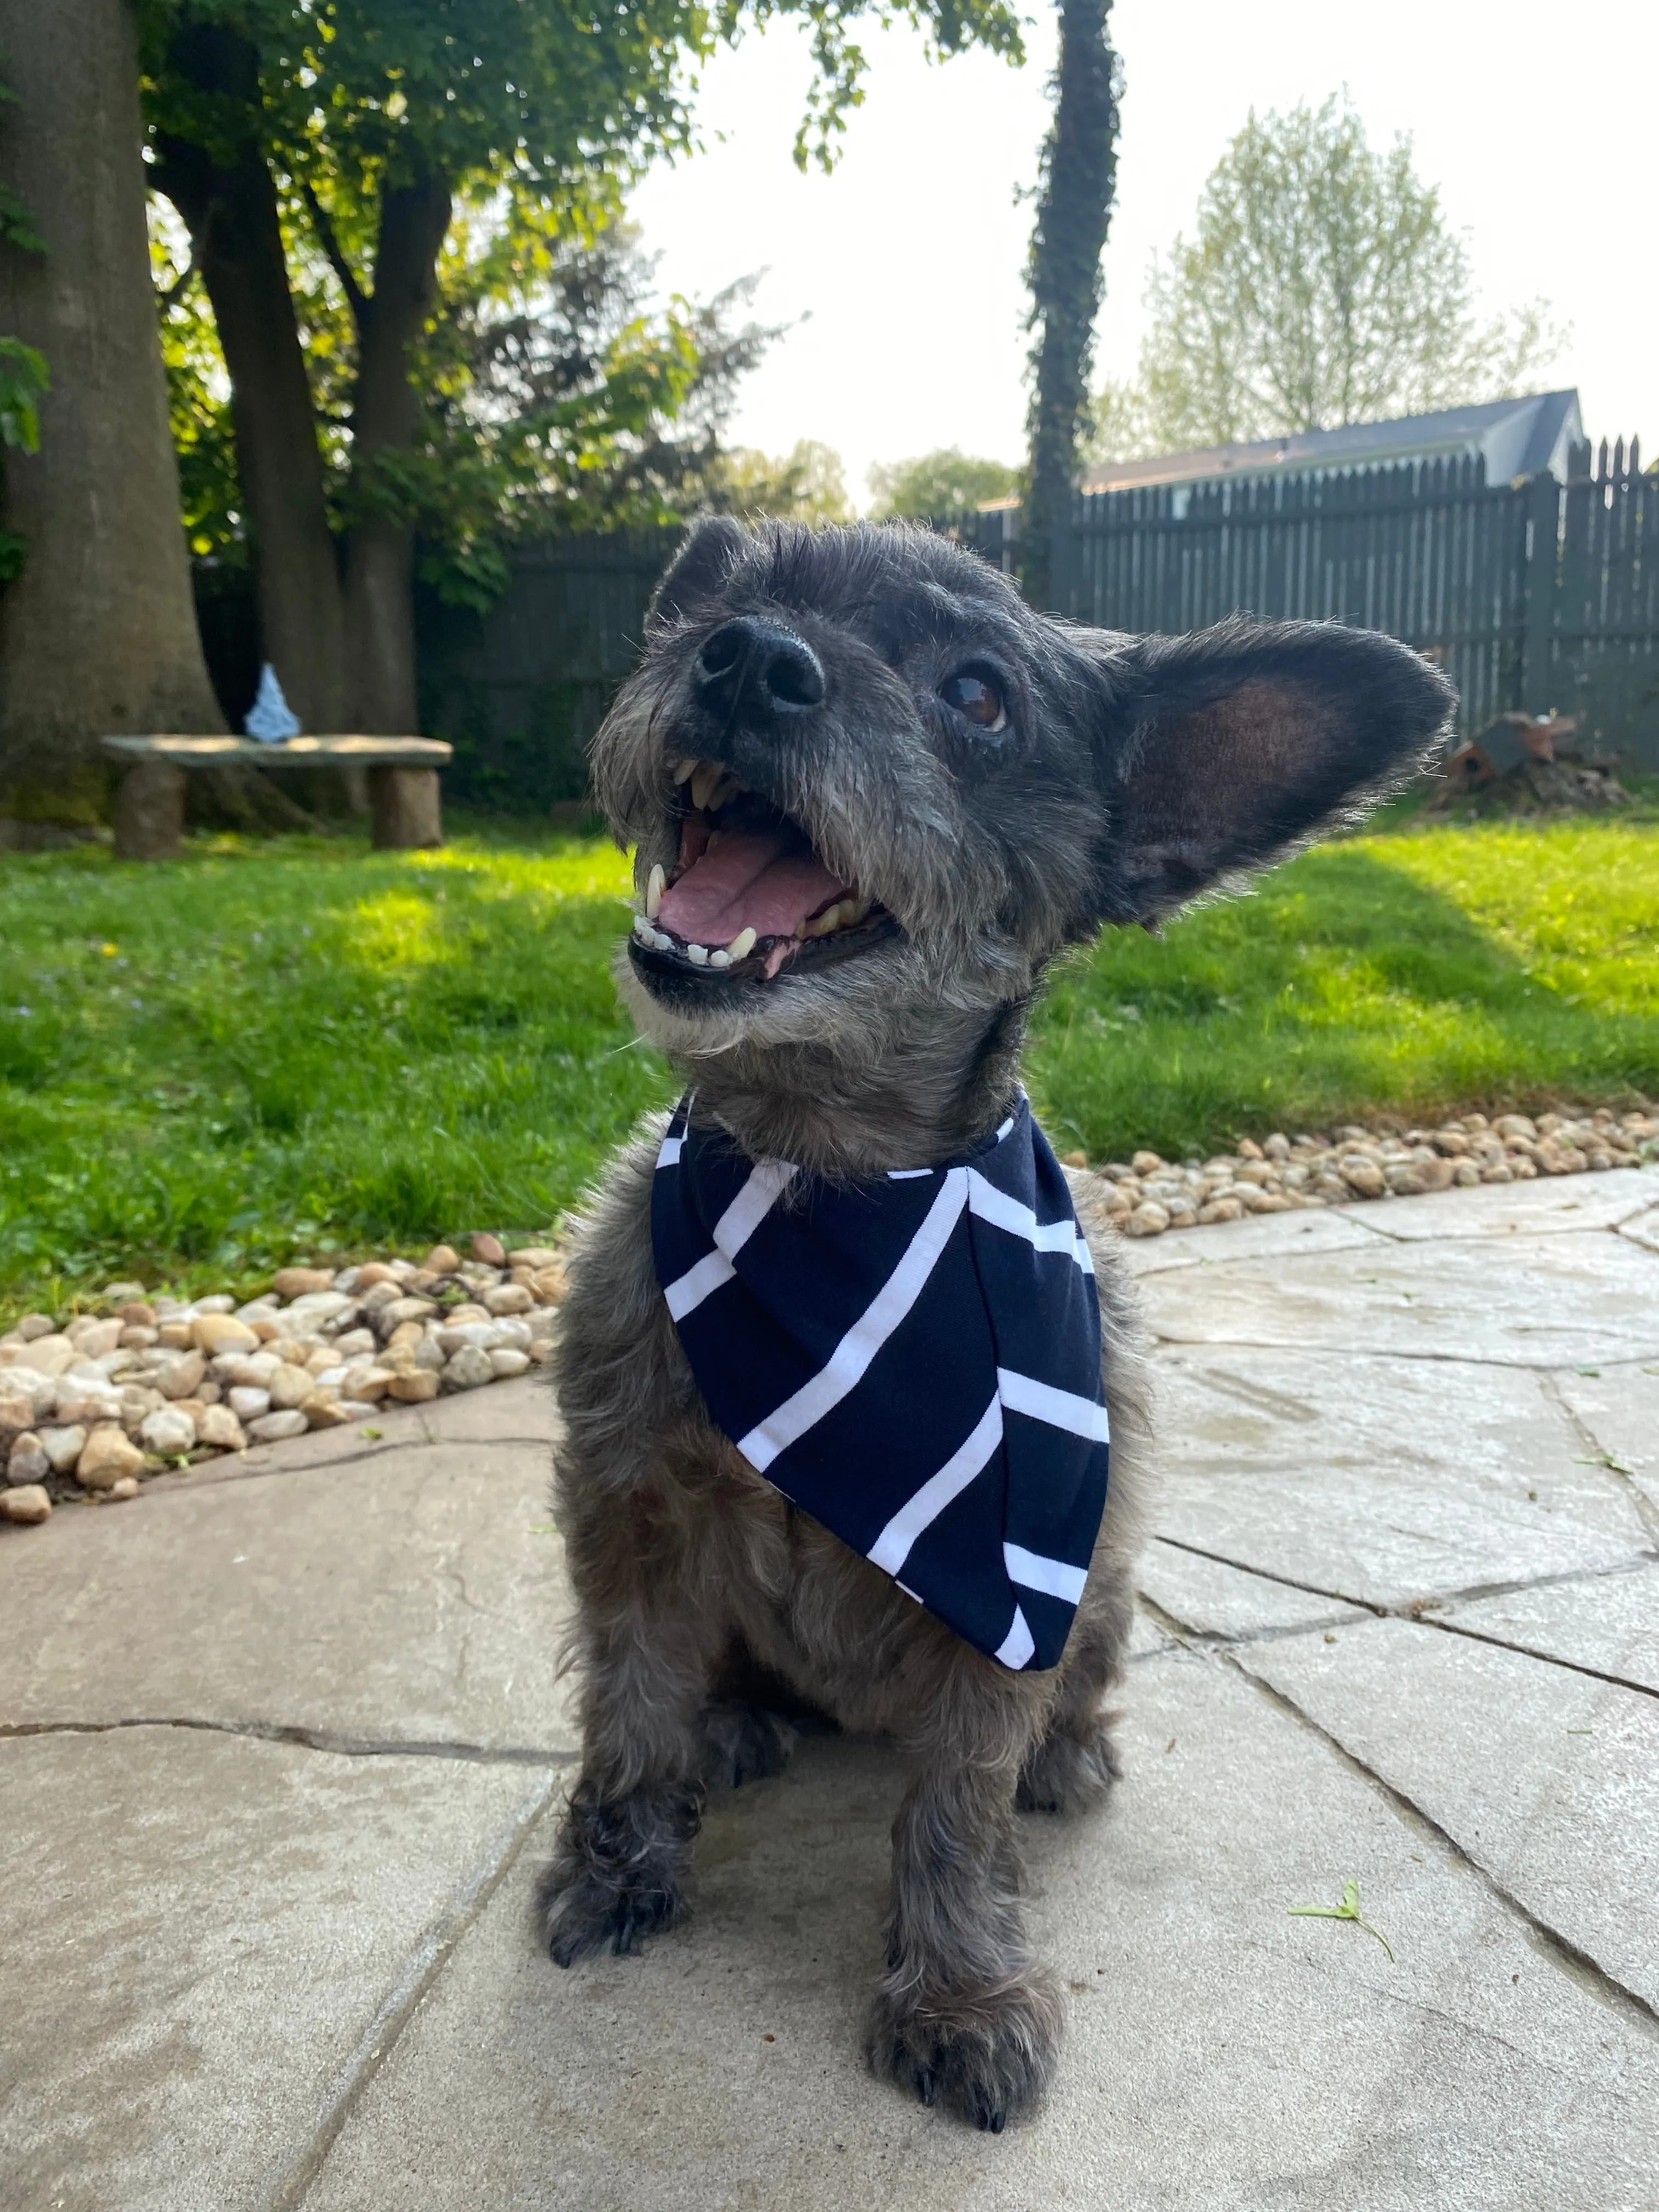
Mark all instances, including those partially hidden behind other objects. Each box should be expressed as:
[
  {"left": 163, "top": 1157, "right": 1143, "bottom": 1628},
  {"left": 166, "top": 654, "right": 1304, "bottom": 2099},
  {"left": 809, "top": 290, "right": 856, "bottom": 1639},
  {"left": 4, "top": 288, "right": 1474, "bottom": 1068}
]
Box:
[{"left": 100, "top": 735, "right": 455, "bottom": 860}]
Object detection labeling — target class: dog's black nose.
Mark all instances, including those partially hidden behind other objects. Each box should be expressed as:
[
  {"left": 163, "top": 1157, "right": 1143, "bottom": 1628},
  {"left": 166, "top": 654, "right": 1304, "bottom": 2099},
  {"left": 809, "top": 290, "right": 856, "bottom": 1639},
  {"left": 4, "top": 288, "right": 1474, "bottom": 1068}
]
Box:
[{"left": 693, "top": 617, "right": 826, "bottom": 719}]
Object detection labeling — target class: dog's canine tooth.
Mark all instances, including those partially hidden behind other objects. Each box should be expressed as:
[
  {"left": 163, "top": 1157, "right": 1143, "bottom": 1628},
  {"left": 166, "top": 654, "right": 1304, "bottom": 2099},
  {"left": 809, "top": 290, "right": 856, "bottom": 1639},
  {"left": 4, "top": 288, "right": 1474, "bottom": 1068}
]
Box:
[
  {"left": 645, "top": 864, "right": 665, "bottom": 919},
  {"left": 727, "top": 926, "right": 757, "bottom": 962},
  {"left": 690, "top": 761, "right": 721, "bottom": 811},
  {"left": 671, "top": 757, "right": 697, "bottom": 785},
  {"left": 687, "top": 943, "right": 709, "bottom": 966}
]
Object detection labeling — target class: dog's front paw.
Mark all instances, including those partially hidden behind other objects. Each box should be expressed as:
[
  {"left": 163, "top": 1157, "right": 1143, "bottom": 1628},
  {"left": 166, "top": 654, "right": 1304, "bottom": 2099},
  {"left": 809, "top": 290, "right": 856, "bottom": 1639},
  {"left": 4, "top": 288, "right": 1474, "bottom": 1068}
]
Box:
[
  {"left": 1016, "top": 1718, "right": 1122, "bottom": 1814},
  {"left": 864, "top": 1970, "right": 1064, "bottom": 2131},
  {"left": 701, "top": 1699, "right": 797, "bottom": 1790},
  {"left": 535, "top": 1777, "right": 702, "bottom": 1967}
]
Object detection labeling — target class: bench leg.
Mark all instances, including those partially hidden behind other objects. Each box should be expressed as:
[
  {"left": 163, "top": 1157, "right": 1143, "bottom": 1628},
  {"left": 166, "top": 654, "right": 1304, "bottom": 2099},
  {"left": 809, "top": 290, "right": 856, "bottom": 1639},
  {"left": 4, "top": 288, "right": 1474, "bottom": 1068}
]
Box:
[
  {"left": 369, "top": 766, "right": 442, "bottom": 850},
  {"left": 115, "top": 760, "right": 187, "bottom": 861}
]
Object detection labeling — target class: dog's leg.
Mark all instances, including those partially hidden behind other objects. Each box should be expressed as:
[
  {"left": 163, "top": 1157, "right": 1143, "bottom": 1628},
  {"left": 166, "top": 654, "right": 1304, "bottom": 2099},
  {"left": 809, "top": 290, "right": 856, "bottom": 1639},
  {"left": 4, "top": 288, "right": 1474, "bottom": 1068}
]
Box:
[
  {"left": 536, "top": 1498, "right": 721, "bottom": 1967},
  {"left": 866, "top": 1669, "right": 1064, "bottom": 2131},
  {"left": 1016, "top": 1562, "right": 1131, "bottom": 1813}
]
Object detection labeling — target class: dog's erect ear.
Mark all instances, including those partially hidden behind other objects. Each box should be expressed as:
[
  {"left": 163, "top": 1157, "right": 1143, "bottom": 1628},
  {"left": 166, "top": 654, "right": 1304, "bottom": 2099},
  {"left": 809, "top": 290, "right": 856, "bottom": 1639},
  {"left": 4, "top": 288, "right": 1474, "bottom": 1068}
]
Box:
[
  {"left": 1090, "top": 619, "right": 1455, "bottom": 925},
  {"left": 650, "top": 514, "right": 752, "bottom": 628}
]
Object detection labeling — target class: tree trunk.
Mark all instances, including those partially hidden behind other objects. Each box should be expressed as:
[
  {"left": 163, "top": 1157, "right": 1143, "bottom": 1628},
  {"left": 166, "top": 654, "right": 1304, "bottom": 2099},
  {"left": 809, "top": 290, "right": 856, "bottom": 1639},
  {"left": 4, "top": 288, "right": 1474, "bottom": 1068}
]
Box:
[
  {"left": 342, "top": 162, "right": 452, "bottom": 732},
  {"left": 0, "top": 0, "right": 223, "bottom": 811},
  {"left": 1022, "top": 0, "right": 1121, "bottom": 612},
  {"left": 149, "top": 22, "right": 348, "bottom": 736}
]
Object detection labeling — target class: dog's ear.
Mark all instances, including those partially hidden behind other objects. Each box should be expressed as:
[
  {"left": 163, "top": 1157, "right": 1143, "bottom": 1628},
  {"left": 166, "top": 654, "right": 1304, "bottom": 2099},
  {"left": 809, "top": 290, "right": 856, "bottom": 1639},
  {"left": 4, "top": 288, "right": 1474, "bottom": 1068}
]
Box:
[
  {"left": 1088, "top": 618, "right": 1454, "bottom": 925},
  {"left": 650, "top": 514, "right": 752, "bottom": 628}
]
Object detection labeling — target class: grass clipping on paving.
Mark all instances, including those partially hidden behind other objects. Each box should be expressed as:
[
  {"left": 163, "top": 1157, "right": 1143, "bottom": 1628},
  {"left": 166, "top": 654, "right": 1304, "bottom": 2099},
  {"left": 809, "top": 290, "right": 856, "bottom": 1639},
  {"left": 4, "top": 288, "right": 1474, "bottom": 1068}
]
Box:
[{"left": 1, "top": 812, "right": 1656, "bottom": 1317}]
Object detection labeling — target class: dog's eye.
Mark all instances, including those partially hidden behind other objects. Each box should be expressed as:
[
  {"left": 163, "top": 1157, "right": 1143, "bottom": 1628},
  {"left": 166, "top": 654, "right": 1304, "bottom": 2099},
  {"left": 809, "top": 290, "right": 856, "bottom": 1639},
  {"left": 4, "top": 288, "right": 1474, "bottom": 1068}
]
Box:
[{"left": 938, "top": 669, "right": 1007, "bottom": 733}]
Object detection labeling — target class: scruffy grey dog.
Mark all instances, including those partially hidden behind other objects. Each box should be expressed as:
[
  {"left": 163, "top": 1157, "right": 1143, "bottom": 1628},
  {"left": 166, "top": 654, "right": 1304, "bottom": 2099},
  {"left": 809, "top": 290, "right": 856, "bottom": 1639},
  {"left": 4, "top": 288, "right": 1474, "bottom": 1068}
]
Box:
[{"left": 536, "top": 516, "right": 1452, "bottom": 2129}]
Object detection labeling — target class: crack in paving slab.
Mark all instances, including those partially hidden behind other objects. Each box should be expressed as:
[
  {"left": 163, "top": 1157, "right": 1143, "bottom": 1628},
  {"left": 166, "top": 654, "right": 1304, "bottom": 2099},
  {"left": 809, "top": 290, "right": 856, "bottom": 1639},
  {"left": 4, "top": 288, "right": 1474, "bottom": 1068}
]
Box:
[
  {"left": 259, "top": 1771, "right": 563, "bottom": 2212},
  {"left": 0, "top": 1714, "right": 580, "bottom": 1766},
  {"left": 1143, "top": 1534, "right": 1659, "bottom": 1697},
  {"left": 1539, "top": 1369, "right": 1659, "bottom": 1547},
  {"left": 138, "top": 1430, "right": 555, "bottom": 1499},
  {"left": 1222, "top": 1650, "right": 1659, "bottom": 2040}
]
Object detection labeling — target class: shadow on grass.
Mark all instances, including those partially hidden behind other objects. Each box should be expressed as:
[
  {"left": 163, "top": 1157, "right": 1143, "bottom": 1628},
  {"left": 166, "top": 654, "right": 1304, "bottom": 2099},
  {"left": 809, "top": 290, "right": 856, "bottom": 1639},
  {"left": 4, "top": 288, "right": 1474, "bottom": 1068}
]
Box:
[{"left": 1029, "top": 843, "right": 1659, "bottom": 1160}]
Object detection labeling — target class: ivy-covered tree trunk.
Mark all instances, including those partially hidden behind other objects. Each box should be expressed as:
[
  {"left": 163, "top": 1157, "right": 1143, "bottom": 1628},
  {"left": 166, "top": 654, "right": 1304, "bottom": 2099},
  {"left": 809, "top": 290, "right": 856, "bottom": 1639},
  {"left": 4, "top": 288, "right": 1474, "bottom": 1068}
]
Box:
[
  {"left": 1022, "top": 0, "right": 1120, "bottom": 611},
  {"left": 150, "top": 22, "right": 349, "bottom": 736},
  {"left": 0, "top": 0, "right": 223, "bottom": 814}
]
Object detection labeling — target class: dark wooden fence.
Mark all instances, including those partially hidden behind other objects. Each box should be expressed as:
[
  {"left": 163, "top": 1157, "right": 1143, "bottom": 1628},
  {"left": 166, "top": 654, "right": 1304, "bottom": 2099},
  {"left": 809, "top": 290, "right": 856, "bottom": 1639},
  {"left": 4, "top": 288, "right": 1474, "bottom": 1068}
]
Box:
[
  {"left": 212, "top": 441, "right": 1649, "bottom": 812},
  {"left": 955, "top": 442, "right": 1659, "bottom": 763},
  {"left": 416, "top": 528, "right": 680, "bottom": 810}
]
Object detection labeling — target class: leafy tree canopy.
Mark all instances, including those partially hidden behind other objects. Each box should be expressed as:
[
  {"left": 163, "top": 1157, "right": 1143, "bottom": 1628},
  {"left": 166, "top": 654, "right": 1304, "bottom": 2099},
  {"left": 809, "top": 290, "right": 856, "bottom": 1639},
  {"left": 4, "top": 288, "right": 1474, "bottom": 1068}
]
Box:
[
  {"left": 1091, "top": 94, "right": 1561, "bottom": 461},
  {"left": 867, "top": 445, "right": 1018, "bottom": 517}
]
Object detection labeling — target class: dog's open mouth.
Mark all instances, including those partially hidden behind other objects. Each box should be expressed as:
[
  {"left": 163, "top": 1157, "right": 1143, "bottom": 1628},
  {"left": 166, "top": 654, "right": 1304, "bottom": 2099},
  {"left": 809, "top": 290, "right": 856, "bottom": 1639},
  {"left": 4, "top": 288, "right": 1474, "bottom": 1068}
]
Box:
[{"left": 629, "top": 756, "right": 897, "bottom": 986}]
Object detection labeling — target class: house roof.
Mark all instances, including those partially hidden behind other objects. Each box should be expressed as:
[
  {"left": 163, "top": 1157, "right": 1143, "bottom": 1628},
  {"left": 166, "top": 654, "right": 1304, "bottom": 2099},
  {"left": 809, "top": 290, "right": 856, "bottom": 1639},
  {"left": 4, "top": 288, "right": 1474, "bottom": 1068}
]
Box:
[{"left": 1078, "top": 390, "right": 1584, "bottom": 495}]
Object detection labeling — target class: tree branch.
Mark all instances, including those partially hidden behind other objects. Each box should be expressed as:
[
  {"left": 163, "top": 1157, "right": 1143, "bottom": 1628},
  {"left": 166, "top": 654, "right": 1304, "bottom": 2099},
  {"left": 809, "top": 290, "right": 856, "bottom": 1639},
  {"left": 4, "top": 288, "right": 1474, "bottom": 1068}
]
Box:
[{"left": 301, "top": 180, "right": 368, "bottom": 328}]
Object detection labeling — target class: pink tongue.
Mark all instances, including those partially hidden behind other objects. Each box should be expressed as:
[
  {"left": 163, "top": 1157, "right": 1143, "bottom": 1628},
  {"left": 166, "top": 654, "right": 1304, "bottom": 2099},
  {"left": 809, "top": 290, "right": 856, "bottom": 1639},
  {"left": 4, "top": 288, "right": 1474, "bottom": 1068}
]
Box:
[{"left": 656, "top": 828, "right": 848, "bottom": 947}]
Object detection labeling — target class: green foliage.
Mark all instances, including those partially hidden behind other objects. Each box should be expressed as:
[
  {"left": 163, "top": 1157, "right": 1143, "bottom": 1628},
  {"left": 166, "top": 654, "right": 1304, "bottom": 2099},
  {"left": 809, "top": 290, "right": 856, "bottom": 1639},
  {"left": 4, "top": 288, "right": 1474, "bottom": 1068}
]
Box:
[
  {"left": 866, "top": 446, "right": 1017, "bottom": 518},
  {"left": 705, "top": 438, "right": 853, "bottom": 523},
  {"left": 0, "top": 336, "right": 48, "bottom": 456},
  {"left": 1090, "top": 94, "right": 1562, "bottom": 461},
  {"left": 2, "top": 812, "right": 1656, "bottom": 1317},
  {"left": 0, "top": 337, "right": 50, "bottom": 583},
  {"left": 139, "top": 0, "right": 1023, "bottom": 592}
]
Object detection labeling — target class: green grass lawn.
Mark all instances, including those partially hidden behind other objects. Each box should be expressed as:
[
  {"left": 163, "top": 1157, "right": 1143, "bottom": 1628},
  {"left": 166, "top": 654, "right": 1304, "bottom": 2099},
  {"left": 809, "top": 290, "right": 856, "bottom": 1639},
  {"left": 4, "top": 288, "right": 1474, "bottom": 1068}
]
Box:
[{"left": 2, "top": 808, "right": 1656, "bottom": 1318}]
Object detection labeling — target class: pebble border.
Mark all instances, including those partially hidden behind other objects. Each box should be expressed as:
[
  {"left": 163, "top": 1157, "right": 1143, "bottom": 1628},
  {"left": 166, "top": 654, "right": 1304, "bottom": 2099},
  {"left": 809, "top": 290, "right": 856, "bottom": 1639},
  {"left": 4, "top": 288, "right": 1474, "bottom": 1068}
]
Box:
[
  {"left": 1062, "top": 1104, "right": 1659, "bottom": 1237},
  {"left": 4, "top": 1103, "right": 1657, "bottom": 1529},
  {"left": 0, "top": 1234, "right": 565, "bottom": 1526}
]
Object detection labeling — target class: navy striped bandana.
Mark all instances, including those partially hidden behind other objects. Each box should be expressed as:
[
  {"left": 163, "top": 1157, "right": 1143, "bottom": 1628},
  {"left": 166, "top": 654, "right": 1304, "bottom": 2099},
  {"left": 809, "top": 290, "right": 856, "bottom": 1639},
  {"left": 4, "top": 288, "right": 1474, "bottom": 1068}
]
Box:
[{"left": 650, "top": 1092, "right": 1110, "bottom": 1672}]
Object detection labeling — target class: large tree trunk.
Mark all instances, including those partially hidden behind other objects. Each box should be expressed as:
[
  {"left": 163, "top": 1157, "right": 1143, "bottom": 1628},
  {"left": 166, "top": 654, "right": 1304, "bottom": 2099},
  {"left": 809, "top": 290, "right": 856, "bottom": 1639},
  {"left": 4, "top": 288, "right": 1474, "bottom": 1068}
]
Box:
[
  {"left": 341, "top": 163, "right": 452, "bottom": 733},
  {"left": 149, "top": 21, "right": 348, "bottom": 736},
  {"left": 0, "top": 0, "right": 223, "bottom": 811},
  {"left": 1022, "top": 0, "right": 1121, "bottom": 612}
]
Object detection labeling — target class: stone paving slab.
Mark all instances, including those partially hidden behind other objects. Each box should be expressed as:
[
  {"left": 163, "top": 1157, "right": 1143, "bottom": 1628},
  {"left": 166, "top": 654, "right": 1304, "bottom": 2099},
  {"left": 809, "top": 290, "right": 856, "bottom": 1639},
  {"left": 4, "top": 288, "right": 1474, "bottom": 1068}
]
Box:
[
  {"left": 1136, "top": 1537, "right": 1370, "bottom": 1639},
  {"left": 1149, "top": 1347, "right": 1649, "bottom": 1606},
  {"left": 300, "top": 1654, "right": 1658, "bottom": 2212},
  {"left": 1347, "top": 1165, "right": 1659, "bottom": 1243},
  {"left": 1143, "top": 1226, "right": 1659, "bottom": 1367},
  {"left": 6, "top": 1175, "right": 1658, "bottom": 2209},
  {"left": 1441, "top": 1561, "right": 1659, "bottom": 1696},
  {"left": 1552, "top": 1366, "right": 1659, "bottom": 1523},
  {"left": 1114, "top": 1205, "right": 1383, "bottom": 1277},
  {"left": 1239, "top": 1617, "right": 1659, "bottom": 2012},
  {"left": 4, "top": 1438, "right": 579, "bottom": 1753},
  {"left": 0, "top": 1727, "right": 558, "bottom": 2212}
]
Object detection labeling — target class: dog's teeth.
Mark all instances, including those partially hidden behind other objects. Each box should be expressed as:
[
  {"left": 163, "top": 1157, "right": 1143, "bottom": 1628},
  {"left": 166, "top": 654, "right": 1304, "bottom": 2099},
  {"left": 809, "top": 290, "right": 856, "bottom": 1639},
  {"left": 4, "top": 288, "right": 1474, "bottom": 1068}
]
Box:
[
  {"left": 708, "top": 776, "right": 741, "bottom": 812},
  {"left": 806, "top": 900, "right": 850, "bottom": 938},
  {"left": 727, "top": 926, "right": 757, "bottom": 962},
  {"left": 672, "top": 757, "right": 697, "bottom": 785},
  {"left": 843, "top": 894, "right": 872, "bottom": 927},
  {"left": 687, "top": 942, "right": 709, "bottom": 966},
  {"left": 649, "top": 927, "right": 672, "bottom": 950},
  {"left": 645, "top": 864, "right": 665, "bottom": 920},
  {"left": 708, "top": 949, "right": 731, "bottom": 968},
  {"left": 690, "top": 761, "right": 721, "bottom": 811},
  {"left": 631, "top": 913, "right": 652, "bottom": 941}
]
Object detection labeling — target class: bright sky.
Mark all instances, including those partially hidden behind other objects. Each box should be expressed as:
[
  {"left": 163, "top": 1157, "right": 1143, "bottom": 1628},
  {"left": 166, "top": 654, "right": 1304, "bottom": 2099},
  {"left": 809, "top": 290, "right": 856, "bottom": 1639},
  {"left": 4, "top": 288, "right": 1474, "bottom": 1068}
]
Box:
[{"left": 629, "top": 0, "right": 1658, "bottom": 507}]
